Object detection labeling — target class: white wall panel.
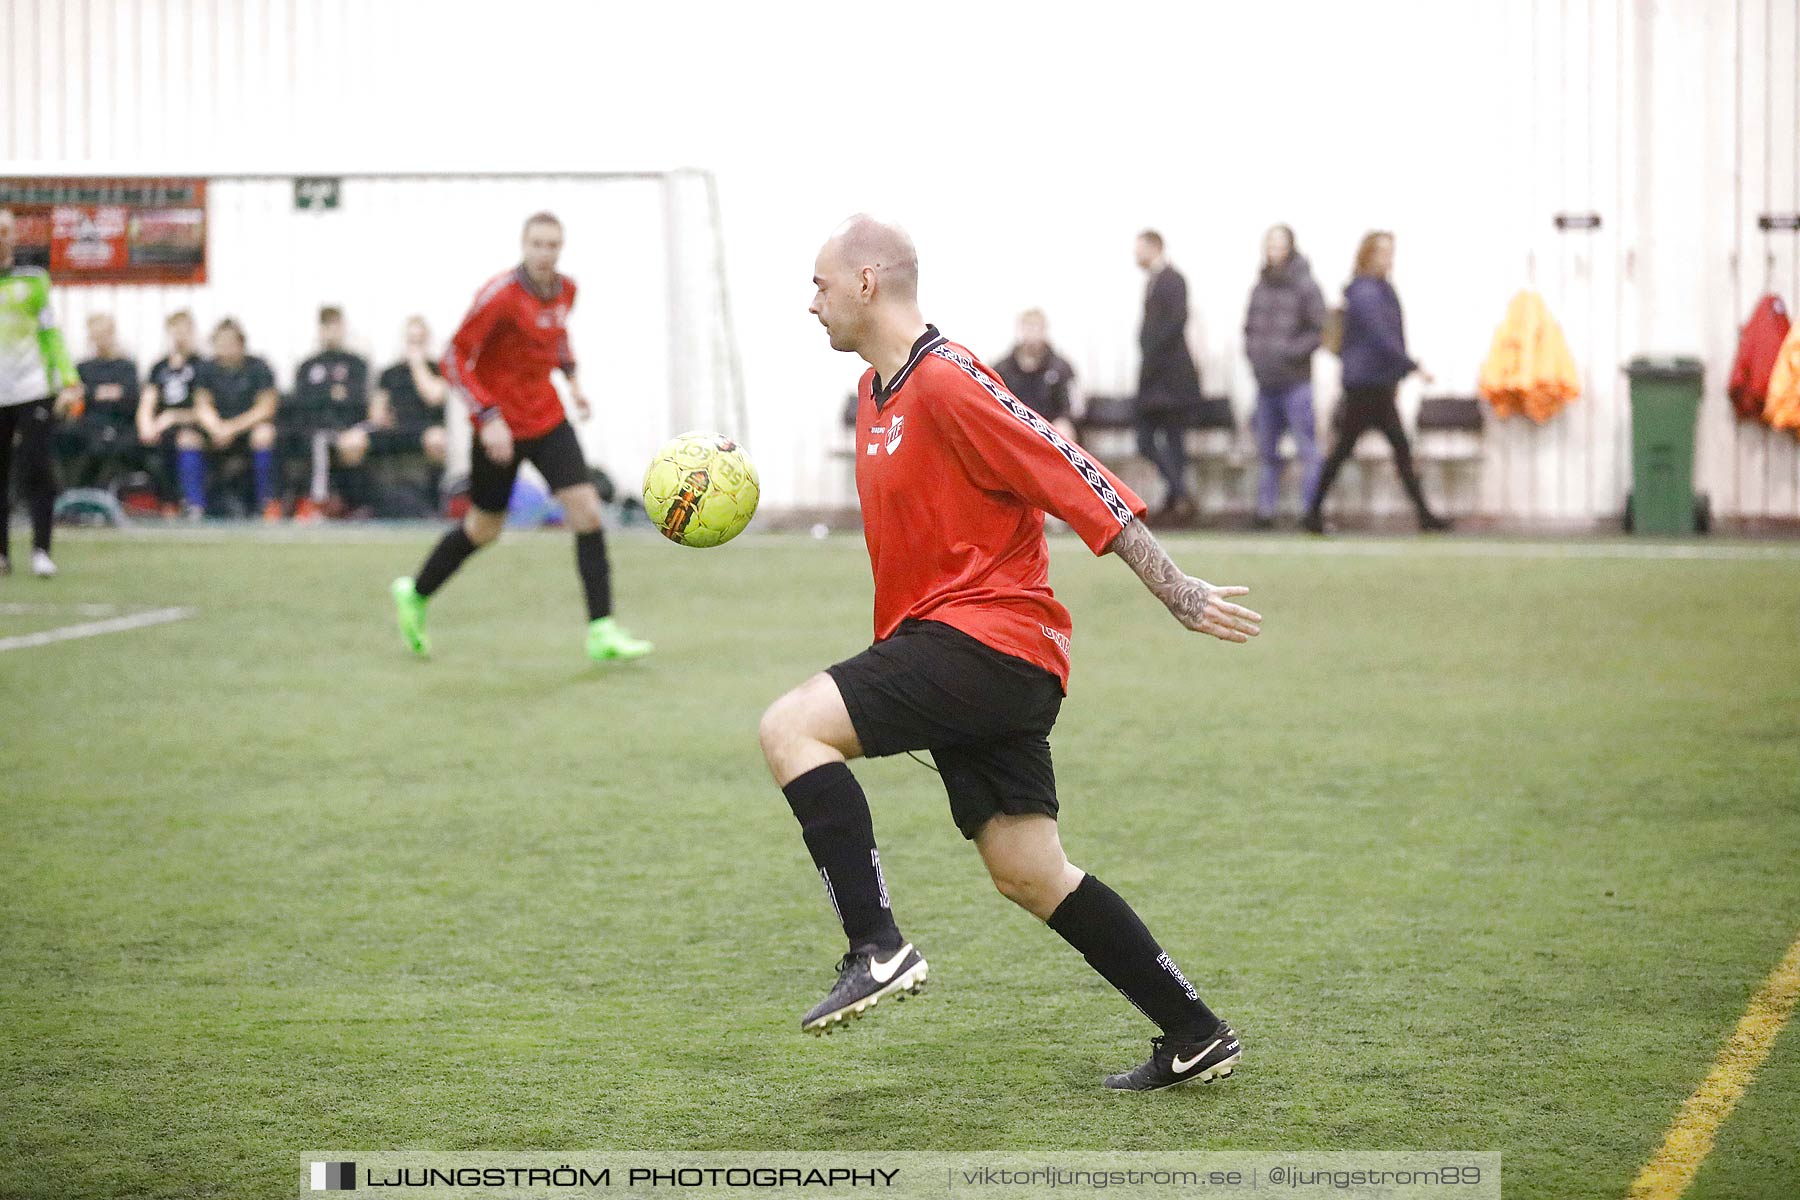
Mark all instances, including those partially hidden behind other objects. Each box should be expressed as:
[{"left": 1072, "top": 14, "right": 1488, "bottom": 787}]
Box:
[
  {"left": 4, "top": 0, "right": 1798, "bottom": 519},
  {"left": 1720, "top": 0, "right": 1800, "bottom": 522}
]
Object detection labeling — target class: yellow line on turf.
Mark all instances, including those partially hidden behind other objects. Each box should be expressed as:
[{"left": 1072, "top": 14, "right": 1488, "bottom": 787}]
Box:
[{"left": 1626, "top": 932, "right": 1800, "bottom": 1200}]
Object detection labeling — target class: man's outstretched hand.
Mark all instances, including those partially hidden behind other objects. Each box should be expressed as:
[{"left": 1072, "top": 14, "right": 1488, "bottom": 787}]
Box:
[
  {"left": 1161, "top": 577, "right": 1261, "bottom": 642},
  {"left": 1108, "top": 518, "right": 1262, "bottom": 643}
]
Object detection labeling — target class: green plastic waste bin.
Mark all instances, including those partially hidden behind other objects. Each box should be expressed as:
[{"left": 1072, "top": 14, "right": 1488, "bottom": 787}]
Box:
[{"left": 1624, "top": 357, "right": 1704, "bottom": 536}]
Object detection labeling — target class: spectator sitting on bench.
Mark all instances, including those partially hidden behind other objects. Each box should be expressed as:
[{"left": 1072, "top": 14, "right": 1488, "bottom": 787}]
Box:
[
  {"left": 65, "top": 313, "right": 142, "bottom": 489},
  {"left": 138, "top": 310, "right": 208, "bottom": 516},
  {"left": 369, "top": 315, "right": 449, "bottom": 510},
  {"left": 995, "top": 308, "right": 1078, "bottom": 444},
  {"left": 194, "top": 318, "right": 280, "bottom": 520},
  {"left": 290, "top": 306, "right": 373, "bottom": 519}
]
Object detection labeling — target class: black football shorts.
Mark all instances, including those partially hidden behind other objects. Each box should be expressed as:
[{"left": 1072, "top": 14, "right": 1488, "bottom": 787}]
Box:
[
  {"left": 469, "top": 419, "right": 589, "bottom": 514},
  {"left": 826, "top": 618, "right": 1064, "bottom": 840}
]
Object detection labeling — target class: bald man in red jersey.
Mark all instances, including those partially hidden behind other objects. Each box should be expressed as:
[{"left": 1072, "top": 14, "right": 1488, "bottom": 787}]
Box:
[{"left": 759, "top": 215, "right": 1262, "bottom": 1092}]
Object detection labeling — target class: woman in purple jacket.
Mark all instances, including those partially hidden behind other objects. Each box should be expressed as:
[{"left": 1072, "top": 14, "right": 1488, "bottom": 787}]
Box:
[{"left": 1303, "top": 231, "right": 1450, "bottom": 533}]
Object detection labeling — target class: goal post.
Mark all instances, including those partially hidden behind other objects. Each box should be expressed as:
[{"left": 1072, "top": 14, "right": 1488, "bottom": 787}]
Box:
[{"left": 43, "top": 168, "right": 748, "bottom": 494}]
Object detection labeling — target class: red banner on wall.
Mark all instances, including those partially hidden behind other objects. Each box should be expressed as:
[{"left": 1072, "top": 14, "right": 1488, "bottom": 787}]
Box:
[{"left": 0, "top": 177, "right": 208, "bottom": 285}]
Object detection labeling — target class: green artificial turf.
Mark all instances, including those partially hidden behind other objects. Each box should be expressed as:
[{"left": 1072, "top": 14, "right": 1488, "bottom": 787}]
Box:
[{"left": 2, "top": 528, "right": 1797, "bottom": 1199}]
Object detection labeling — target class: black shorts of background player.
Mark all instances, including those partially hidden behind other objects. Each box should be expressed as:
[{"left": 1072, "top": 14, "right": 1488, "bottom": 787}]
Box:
[
  {"left": 288, "top": 306, "right": 373, "bottom": 518},
  {"left": 368, "top": 315, "right": 450, "bottom": 507}
]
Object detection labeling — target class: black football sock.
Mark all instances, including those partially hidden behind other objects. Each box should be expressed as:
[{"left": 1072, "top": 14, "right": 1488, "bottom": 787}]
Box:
[
  {"left": 29, "top": 490, "right": 55, "bottom": 554},
  {"left": 782, "top": 762, "right": 904, "bottom": 954},
  {"left": 574, "top": 529, "right": 613, "bottom": 621},
  {"left": 415, "top": 526, "right": 478, "bottom": 597},
  {"left": 1047, "top": 873, "right": 1220, "bottom": 1039},
  {"left": 22, "top": 417, "right": 57, "bottom": 553}
]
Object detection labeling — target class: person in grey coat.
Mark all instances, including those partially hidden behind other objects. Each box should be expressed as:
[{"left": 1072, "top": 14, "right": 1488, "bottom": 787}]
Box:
[
  {"left": 1243, "top": 225, "right": 1324, "bottom": 527},
  {"left": 1133, "top": 229, "right": 1203, "bottom": 523}
]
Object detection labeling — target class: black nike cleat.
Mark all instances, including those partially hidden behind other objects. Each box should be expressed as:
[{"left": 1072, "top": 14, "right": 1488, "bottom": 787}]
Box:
[
  {"left": 801, "top": 942, "right": 928, "bottom": 1035},
  {"left": 1103, "top": 1022, "right": 1241, "bottom": 1091}
]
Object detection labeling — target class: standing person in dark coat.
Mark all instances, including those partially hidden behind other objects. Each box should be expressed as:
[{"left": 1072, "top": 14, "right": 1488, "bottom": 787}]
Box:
[
  {"left": 994, "top": 308, "right": 1078, "bottom": 443},
  {"left": 1243, "top": 225, "right": 1324, "bottom": 528},
  {"left": 1304, "top": 231, "right": 1450, "bottom": 533},
  {"left": 1133, "top": 230, "right": 1203, "bottom": 523}
]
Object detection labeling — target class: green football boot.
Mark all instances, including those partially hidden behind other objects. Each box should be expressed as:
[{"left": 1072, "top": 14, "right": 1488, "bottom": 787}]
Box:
[
  {"left": 586, "top": 616, "right": 653, "bottom": 663},
  {"left": 391, "top": 577, "right": 431, "bottom": 658}
]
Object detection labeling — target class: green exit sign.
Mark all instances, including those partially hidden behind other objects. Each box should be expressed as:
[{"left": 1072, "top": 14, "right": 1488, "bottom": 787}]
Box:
[{"left": 294, "top": 177, "right": 341, "bottom": 210}]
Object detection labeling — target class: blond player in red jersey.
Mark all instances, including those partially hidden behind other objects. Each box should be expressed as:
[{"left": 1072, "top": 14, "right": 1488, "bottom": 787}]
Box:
[{"left": 758, "top": 215, "right": 1262, "bottom": 1091}]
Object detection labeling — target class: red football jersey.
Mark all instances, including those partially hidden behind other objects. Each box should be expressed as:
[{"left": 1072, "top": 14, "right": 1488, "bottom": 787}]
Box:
[
  {"left": 852, "top": 327, "right": 1147, "bottom": 688},
  {"left": 443, "top": 267, "right": 577, "bottom": 440}
]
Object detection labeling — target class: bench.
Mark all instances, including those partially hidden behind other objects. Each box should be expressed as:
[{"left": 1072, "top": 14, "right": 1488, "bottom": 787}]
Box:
[
  {"left": 1073, "top": 395, "right": 1238, "bottom": 501},
  {"left": 1316, "top": 394, "right": 1485, "bottom": 518},
  {"left": 1412, "top": 396, "right": 1485, "bottom": 515},
  {"left": 829, "top": 389, "right": 1485, "bottom": 521}
]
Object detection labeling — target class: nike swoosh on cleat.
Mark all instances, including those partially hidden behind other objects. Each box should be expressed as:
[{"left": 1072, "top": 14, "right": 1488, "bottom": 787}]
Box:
[
  {"left": 867, "top": 944, "right": 913, "bottom": 984},
  {"left": 1171, "top": 1038, "right": 1222, "bottom": 1074}
]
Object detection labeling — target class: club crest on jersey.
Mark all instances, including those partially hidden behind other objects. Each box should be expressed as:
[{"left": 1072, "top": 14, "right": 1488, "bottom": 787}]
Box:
[{"left": 885, "top": 414, "right": 904, "bottom": 455}]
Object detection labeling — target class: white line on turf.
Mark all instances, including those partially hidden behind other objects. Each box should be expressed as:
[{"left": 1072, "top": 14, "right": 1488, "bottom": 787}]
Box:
[
  {"left": 0, "top": 602, "right": 122, "bottom": 616},
  {"left": 0, "top": 606, "right": 197, "bottom": 652}
]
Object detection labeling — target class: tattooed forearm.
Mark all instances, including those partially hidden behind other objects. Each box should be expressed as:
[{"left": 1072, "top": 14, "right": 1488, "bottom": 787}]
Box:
[
  {"left": 1108, "top": 518, "right": 1261, "bottom": 641},
  {"left": 1107, "top": 518, "right": 1216, "bottom": 626}
]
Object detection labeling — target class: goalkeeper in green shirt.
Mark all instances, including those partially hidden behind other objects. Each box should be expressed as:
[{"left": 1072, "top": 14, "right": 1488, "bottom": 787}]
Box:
[{"left": 0, "top": 208, "right": 84, "bottom": 578}]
